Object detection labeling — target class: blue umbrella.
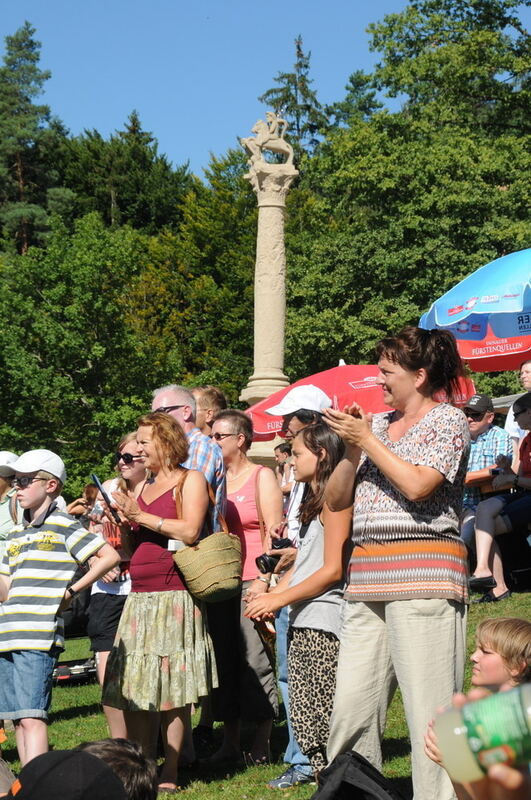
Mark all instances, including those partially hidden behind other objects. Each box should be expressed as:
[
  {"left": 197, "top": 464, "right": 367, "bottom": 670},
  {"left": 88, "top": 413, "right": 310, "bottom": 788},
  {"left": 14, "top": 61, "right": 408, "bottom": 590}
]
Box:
[{"left": 420, "top": 248, "right": 531, "bottom": 371}]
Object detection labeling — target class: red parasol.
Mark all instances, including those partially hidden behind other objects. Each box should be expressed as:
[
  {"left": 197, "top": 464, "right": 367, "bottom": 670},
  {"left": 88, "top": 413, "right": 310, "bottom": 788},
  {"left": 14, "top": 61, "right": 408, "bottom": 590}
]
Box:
[{"left": 246, "top": 364, "right": 475, "bottom": 441}]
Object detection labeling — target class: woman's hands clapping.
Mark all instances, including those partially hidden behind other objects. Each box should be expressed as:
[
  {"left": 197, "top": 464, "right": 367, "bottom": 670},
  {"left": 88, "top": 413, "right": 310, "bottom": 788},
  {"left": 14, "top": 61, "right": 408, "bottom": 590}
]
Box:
[
  {"left": 324, "top": 403, "right": 373, "bottom": 453},
  {"left": 112, "top": 489, "right": 142, "bottom": 522}
]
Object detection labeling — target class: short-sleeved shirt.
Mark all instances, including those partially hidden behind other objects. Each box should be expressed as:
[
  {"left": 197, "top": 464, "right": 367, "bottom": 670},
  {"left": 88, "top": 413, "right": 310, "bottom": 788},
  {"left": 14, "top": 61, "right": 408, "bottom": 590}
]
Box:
[
  {"left": 505, "top": 404, "right": 526, "bottom": 442},
  {"left": 346, "top": 403, "right": 470, "bottom": 604},
  {"left": 0, "top": 502, "right": 105, "bottom": 652},
  {"left": 183, "top": 428, "right": 226, "bottom": 533},
  {"left": 463, "top": 425, "right": 513, "bottom": 509}
]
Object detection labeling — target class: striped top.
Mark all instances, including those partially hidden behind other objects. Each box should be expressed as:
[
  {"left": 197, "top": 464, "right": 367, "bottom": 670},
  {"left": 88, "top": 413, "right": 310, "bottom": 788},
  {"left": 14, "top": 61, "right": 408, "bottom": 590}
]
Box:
[
  {"left": 346, "top": 403, "right": 470, "bottom": 603},
  {"left": 0, "top": 502, "right": 105, "bottom": 652}
]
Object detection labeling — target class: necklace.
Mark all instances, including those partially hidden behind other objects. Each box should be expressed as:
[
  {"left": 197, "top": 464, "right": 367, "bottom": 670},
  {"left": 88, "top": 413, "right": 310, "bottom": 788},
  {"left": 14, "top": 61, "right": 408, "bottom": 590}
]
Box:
[{"left": 227, "top": 463, "right": 253, "bottom": 482}]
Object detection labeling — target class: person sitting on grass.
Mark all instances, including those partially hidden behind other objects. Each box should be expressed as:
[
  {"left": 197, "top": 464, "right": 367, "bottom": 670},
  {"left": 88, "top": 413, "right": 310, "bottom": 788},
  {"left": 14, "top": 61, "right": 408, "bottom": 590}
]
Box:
[
  {"left": 77, "top": 738, "right": 158, "bottom": 800},
  {"left": 469, "top": 391, "right": 531, "bottom": 602},
  {"left": 0, "top": 449, "right": 120, "bottom": 766},
  {"left": 425, "top": 617, "right": 531, "bottom": 800}
]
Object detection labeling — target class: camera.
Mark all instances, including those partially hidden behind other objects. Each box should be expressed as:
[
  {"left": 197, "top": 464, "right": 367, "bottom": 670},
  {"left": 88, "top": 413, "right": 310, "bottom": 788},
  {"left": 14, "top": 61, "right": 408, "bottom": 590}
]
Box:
[{"left": 255, "top": 537, "right": 292, "bottom": 574}]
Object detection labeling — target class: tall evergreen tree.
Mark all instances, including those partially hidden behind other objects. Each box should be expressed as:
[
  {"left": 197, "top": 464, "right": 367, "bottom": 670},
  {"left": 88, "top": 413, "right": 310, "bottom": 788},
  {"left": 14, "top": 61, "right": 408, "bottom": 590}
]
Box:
[
  {"left": 258, "top": 35, "right": 329, "bottom": 157},
  {"left": 0, "top": 22, "right": 65, "bottom": 252}
]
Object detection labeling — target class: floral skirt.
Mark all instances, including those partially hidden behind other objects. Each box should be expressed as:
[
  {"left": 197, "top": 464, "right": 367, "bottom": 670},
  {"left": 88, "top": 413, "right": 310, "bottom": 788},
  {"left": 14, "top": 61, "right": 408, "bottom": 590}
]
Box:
[{"left": 102, "top": 590, "right": 218, "bottom": 712}]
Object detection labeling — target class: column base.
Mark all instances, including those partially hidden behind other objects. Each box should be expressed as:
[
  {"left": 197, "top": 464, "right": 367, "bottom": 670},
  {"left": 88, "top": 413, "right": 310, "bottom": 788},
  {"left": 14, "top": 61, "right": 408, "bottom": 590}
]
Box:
[{"left": 239, "top": 370, "right": 290, "bottom": 407}]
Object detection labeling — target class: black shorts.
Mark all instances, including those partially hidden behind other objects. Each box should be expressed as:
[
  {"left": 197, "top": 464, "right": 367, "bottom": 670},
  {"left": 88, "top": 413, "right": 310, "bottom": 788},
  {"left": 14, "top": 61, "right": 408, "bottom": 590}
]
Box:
[{"left": 87, "top": 592, "right": 128, "bottom": 652}]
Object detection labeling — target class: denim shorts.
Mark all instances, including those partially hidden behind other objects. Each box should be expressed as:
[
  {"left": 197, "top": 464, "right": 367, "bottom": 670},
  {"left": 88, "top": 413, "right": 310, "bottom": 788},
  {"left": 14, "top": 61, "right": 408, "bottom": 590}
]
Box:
[{"left": 0, "top": 647, "right": 60, "bottom": 720}]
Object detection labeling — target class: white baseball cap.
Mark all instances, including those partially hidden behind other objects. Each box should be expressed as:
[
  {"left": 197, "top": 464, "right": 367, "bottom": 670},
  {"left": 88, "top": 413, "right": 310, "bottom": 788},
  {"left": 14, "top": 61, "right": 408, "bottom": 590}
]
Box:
[
  {"left": 265, "top": 385, "right": 332, "bottom": 417},
  {"left": 0, "top": 451, "right": 18, "bottom": 477},
  {"left": 12, "top": 449, "right": 67, "bottom": 484}
]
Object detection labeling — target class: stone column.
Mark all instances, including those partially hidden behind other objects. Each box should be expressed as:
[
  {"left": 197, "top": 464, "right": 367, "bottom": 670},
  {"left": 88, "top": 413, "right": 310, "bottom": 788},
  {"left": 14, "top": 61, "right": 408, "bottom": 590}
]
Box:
[{"left": 239, "top": 160, "right": 299, "bottom": 405}]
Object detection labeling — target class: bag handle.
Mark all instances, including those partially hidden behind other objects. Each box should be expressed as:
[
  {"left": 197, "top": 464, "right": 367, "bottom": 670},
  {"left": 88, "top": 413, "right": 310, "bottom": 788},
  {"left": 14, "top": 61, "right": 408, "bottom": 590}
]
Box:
[
  {"left": 174, "top": 469, "right": 230, "bottom": 536},
  {"left": 254, "top": 466, "right": 267, "bottom": 548}
]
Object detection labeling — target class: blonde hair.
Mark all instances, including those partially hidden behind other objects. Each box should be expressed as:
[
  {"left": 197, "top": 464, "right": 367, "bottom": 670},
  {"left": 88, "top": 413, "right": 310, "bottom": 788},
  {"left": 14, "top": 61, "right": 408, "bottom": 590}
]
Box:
[
  {"left": 476, "top": 617, "right": 531, "bottom": 684},
  {"left": 115, "top": 432, "right": 140, "bottom": 492}
]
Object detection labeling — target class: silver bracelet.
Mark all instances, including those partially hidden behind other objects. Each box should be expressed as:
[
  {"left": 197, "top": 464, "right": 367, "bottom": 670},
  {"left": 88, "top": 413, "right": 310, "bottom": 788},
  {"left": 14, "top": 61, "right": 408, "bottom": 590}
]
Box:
[
  {"left": 257, "top": 576, "right": 270, "bottom": 585},
  {"left": 156, "top": 517, "right": 165, "bottom": 532}
]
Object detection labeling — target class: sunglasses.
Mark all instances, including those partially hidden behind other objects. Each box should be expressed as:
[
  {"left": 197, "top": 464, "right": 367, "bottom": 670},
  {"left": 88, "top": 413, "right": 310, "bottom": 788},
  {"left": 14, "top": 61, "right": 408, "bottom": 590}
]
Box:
[
  {"left": 211, "top": 432, "right": 237, "bottom": 442},
  {"left": 465, "top": 411, "right": 485, "bottom": 421},
  {"left": 153, "top": 405, "right": 185, "bottom": 414},
  {"left": 280, "top": 410, "right": 321, "bottom": 433},
  {"left": 13, "top": 476, "right": 48, "bottom": 489},
  {"left": 114, "top": 452, "right": 140, "bottom": 465}
]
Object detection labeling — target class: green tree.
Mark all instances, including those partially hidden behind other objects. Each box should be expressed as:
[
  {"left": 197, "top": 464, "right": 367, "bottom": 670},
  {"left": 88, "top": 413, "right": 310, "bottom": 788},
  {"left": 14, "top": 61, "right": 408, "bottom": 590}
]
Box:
[
  {"left": 326, "top": 70, "right": 383, "bottom": 127},
  {"left": 368, "top": 0, "right": 531, "bottom": 132},
  {"left": 0, "top": 22, "right": 66, "bottom": 252},
  {"left": 258, "top": 35, "right": 329, "bottom": 157},
  {"left": 61, "top": 111, "right": 192, "bottom": 232}
]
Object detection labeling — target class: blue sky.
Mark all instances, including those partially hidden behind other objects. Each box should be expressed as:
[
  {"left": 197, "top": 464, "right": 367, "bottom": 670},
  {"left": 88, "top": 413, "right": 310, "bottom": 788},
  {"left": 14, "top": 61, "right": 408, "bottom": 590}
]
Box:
[{"left": 1, "top": 1, "right": 529, "bottom": 177}]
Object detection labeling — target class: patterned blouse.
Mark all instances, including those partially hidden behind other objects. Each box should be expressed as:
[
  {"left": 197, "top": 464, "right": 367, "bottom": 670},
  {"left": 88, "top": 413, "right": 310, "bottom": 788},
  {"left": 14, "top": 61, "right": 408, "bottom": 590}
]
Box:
[{"left": 346, "top": 403, "right": 470, "bottom": 603}]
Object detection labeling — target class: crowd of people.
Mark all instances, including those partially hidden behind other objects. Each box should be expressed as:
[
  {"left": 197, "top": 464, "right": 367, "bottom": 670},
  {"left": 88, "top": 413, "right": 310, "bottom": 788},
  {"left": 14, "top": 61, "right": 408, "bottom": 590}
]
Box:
[{"left": 0, "top": 334, "right": 529, "bottom": 800}]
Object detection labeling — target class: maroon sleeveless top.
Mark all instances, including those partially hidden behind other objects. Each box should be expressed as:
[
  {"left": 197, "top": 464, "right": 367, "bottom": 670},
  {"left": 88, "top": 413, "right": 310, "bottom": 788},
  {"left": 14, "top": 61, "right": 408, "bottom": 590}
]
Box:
[{"left": 129, "top": 486, "right": 186, "bottom": 592}]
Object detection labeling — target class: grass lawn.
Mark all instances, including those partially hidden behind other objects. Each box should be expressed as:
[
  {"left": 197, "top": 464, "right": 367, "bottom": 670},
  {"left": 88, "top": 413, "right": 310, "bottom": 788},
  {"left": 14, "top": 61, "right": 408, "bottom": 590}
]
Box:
[{"left": 1, "top": 592, "right": 529, "bottom": 798}]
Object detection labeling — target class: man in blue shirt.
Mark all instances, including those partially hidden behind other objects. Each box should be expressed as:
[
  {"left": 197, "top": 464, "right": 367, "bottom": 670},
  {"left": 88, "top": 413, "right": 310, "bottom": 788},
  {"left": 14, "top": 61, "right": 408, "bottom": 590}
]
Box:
[{"left": 461, "top": 394, "right": 513, "bottom": 548}]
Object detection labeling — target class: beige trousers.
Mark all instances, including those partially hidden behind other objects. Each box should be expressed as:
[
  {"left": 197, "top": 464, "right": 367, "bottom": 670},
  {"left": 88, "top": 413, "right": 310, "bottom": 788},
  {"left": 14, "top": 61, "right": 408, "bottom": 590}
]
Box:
[{"left": 327, "top": 598, "right": 467, "bottom": 800}]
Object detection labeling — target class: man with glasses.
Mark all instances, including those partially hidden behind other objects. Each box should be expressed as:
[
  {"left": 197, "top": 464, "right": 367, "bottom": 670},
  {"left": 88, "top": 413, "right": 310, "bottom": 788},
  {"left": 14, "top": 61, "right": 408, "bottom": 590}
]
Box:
[
  {"left": 504, "top": 359, "right": 531, "bottom": 469},
  {"left": 460, "top": 394, "right": 513, "bottom": 549},
  {"left": 151, "top": 384, "right": 225, "bottom": 532},
  {"left": 261, "top": 385, "right": 331, "bottom": 789}
]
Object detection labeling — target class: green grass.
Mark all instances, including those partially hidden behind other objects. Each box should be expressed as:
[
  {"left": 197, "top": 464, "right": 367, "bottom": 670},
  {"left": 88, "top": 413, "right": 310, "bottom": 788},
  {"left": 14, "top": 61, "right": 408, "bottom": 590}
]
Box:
[{"left": 2, "top": 593, "right": 529, "bottom": 799}]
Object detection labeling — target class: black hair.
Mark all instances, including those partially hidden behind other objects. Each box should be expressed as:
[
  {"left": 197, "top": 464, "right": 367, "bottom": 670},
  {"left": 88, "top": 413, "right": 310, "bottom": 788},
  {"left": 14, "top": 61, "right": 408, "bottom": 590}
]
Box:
[
  {"left": 77, "top": 739, "right": 157, "bottom": 800},
  {"left": 295, "top": 422, "right": 345, "bottom": 525}
]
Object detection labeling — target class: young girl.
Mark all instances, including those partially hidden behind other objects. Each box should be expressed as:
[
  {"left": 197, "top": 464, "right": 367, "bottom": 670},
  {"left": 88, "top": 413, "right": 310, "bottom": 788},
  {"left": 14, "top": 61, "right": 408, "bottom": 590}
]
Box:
[
  {"left": 245, "top": 422, "right": 352, "bottom": 776},
  {"left": 425, "top": 617, "right": 531, "bottom": 798}
]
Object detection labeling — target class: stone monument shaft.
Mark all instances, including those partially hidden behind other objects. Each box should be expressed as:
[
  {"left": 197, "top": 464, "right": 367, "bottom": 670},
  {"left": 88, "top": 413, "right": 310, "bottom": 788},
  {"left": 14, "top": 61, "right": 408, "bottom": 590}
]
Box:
[{"left": 239, "top": 112, "right": 299, "bottom": 406}]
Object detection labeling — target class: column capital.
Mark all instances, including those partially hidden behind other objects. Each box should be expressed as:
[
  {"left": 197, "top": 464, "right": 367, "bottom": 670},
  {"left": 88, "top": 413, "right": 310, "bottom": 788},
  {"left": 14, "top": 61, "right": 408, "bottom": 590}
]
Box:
[{"left": 244, "top": 162, "right": 299, "bottom": 208}]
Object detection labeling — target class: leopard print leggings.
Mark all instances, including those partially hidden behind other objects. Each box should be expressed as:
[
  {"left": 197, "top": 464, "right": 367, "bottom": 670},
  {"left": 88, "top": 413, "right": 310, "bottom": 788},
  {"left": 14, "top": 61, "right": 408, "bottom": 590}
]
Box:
[{"left": 287, "top": 626, "right": 339, "bottom": 772}]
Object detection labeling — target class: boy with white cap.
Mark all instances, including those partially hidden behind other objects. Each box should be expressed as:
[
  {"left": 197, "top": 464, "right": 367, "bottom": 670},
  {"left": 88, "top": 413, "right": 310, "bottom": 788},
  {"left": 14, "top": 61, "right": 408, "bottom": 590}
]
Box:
[{"left": 0, "top": 449, "right": 120, "bottom": 765}]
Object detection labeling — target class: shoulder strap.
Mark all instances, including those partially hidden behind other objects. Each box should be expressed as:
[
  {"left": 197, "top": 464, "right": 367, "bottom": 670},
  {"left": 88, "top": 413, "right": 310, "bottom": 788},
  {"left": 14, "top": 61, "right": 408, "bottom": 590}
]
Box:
[
  {"left": 174, "top": 471, "right": 230, "bottom": 536},
  {"left": 254, "top": 466, "right": 266, "bottom": 547}
]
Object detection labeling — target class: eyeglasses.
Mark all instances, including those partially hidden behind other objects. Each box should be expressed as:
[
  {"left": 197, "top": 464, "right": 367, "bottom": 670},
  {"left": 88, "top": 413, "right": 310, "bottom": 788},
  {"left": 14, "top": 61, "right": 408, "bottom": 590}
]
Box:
[
  {"left": 280, "top": 410, "right": 320, "bottom": 434},
  {"left": 114, "top": 452, "right": 140, "bottom": 465},
  {"left": 13, "top": 476, "right": 48, "bottom": 489},
  {"left": 211, "top": 432, "right": 238, "bottom": 442},
  {"left": 514, "top": 407, "right": 528, "bottom": 419},
  {"left": 153, "top": 405, "right": 186, "bottom": 414},
  {"left": 465, "top": 411, "right": 485, "bottom": 421}
]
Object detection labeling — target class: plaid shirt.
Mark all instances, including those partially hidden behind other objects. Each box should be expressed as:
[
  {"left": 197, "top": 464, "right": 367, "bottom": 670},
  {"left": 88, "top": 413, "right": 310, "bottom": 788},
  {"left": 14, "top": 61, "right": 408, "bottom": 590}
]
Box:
[
  {"left": 463, "top": 425, "right": 513, "bottom": 509},
  {"left": 183, "top": 427, "right": 226, "bottom": 532}
]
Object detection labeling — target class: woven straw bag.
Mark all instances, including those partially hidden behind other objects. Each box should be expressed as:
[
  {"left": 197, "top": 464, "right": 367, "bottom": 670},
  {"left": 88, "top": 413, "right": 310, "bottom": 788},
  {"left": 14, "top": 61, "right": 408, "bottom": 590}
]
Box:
[{"left": 172, "top": 475, "right": 242, "bottom": 603}]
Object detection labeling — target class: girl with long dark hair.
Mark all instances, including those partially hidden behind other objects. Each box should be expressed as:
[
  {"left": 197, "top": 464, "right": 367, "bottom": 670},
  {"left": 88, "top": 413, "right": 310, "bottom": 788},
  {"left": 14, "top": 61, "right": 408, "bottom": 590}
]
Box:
[{"left": 245, "top": 422, "right": 352, "bottom": 776}]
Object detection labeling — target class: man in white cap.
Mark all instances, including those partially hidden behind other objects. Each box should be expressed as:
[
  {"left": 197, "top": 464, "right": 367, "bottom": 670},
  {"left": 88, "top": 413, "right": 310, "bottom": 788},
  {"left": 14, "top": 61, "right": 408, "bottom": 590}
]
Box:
[
  {"left": 0, "top": 449, "right": 120, "bottom": 766},
  {"left": 258, "top": 385, "right": 331, "bottom": 789}
]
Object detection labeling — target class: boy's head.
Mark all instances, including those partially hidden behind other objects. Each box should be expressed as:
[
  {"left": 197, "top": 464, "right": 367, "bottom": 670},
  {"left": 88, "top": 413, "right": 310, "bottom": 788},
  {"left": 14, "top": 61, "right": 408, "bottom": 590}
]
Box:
[
  {"left": 12, "top": 450, "right": 66, "bottom": 511},
  {"left": 77, "top": 739, "right": 157, "bottom": 800},
  {"left": 475, "top": 617, "right": 531, "bottom": 685}
]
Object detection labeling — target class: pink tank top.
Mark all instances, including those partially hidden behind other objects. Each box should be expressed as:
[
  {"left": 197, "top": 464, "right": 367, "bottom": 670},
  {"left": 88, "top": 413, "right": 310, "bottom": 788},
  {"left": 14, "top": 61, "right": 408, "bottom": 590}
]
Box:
[
  {"left": 129, "top": 486, "right": 186, "bottom": 592},
  {"left": 225, "top": 466, "right": 265, "bottom": 580}
]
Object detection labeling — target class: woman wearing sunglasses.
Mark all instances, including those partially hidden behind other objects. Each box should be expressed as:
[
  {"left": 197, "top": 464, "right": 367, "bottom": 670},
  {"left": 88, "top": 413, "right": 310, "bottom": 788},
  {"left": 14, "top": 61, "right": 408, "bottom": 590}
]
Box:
[{"left": 86, "top": 432, "right": 146, "bottom": 739}]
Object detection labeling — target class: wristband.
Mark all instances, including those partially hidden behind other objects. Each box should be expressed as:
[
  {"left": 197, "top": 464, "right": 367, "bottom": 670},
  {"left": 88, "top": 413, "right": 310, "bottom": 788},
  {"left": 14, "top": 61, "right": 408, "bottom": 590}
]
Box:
[
  {"left": 156, "top": 518, "right": 165, "bottom": 532},
  {"left": 257, "top": 576, "right": 270, "bottom": 585},
  {"left": 67, "top": 586, "right": 78, "bottom": 598}
]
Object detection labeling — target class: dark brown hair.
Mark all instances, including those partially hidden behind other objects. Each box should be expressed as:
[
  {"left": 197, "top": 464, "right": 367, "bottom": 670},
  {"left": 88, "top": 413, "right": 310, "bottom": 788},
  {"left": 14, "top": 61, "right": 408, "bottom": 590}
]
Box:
[
  {"left": 213, "top": 409, "right": 254, "bottom": 450},
  {"left": 77, "top": 738, "right": 157, "bottom": 800},
  {"left": 295, "top": 422, "right": 345, "bottom": 525},
  {"left": 136, "top": 412, "right": 188, "bottom": 469},
  {"left": 376, "top": 326, "right": 464, "bottom": 403}
]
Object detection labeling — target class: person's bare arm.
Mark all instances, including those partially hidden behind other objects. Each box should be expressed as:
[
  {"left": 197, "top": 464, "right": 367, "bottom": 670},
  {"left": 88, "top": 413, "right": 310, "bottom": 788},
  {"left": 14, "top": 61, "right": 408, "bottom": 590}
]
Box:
[
  {"left": 258, "top": 467, "right": 284, "bottom": 539},
  {"left": 112, "top": 470, "right": 209, "bottom": 545},
  {"left": 0, "top": 574, "right": 10, "bottom": 603},
  {"left": 245, "top": 502, "right": 352, "bottom": 619},
  {"left": 58, "top": 542, "right": 120, "bottom": 611}
]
